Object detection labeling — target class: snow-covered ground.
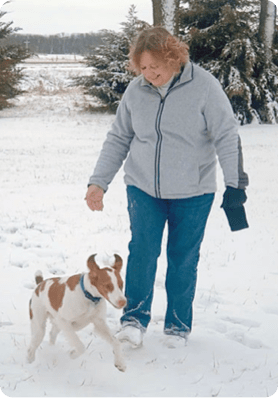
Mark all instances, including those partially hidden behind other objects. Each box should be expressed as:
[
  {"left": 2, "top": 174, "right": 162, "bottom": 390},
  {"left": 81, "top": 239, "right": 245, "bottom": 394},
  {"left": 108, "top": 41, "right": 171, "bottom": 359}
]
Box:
[{"left": 0, "top": 57, "right": 278, "bottom": 397}]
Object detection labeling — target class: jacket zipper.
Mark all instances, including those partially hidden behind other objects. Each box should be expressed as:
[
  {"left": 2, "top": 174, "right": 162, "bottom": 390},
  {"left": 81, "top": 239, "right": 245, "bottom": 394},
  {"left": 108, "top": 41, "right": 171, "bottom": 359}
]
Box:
[
  {"left": 152, "top": 67, "right": 193, "bottom": 198},
  {"left": 154, "top": 97, "right": 165, "bottom": 198}
]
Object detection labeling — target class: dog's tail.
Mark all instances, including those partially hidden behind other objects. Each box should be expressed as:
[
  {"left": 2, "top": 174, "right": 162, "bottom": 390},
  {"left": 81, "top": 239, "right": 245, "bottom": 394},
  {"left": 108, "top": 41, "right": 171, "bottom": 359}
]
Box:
[{"left": 35, "top": 270, "right": 44, "bottom": 285}]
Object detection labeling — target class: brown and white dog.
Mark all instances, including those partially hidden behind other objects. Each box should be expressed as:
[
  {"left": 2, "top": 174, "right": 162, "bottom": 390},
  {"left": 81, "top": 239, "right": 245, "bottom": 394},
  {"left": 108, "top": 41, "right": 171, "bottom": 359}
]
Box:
[{"left": 27, "top": 254, "right": 127, "bottom": 372}]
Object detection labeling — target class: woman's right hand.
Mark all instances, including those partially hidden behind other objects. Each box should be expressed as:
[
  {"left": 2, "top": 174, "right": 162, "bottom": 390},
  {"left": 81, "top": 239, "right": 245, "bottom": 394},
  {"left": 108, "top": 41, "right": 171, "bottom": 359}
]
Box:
[{"left": 85, "top": 185, "right": 104, "bottom": 211}]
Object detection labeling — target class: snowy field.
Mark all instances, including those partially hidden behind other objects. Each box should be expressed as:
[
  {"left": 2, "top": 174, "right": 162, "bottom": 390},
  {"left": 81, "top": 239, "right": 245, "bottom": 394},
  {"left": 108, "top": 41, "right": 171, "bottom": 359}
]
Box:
[{"left": 0, "top": 56, "right": 278, "bottom": 397}]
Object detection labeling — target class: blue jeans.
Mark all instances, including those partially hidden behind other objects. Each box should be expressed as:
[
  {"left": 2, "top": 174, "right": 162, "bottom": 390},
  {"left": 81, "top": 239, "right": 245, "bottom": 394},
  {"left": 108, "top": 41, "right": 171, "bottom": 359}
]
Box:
[{"left": 121, "top": 186, "right": 214, "bottom": 337}]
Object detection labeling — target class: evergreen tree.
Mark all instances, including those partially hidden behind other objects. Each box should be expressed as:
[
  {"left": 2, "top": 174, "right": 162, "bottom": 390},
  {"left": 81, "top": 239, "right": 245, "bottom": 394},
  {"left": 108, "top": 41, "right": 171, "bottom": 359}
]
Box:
[
  {"left": 75, "top": 5, "right": 149, "bottom": 112},
  {"left": 273, "top": 29, "right": 278, "bottom": 67},
  {"left": 180, "top": 0, "right": 278, "bottom": 124},
  {"left": 0, "top": 9, "right": 30, "bottom": 110}
]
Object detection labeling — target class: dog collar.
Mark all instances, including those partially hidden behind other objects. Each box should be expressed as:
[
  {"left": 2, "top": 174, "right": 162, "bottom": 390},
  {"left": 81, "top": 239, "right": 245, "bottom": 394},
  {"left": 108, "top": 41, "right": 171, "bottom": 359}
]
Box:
[{"left": 80, "top": 274, "right": 102, "bottom": 304}]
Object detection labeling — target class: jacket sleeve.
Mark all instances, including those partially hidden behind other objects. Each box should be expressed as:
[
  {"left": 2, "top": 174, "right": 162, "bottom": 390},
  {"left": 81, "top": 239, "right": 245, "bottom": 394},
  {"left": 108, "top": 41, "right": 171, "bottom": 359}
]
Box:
[
  {"left": 203, "top": 77, "right": 249, "bottom": 190},
  {"left": 237, "top": 135, "right": 249, "bottom": 189},
  {"left": 88, "top": 92, "right": 135, "bottom": 192}
]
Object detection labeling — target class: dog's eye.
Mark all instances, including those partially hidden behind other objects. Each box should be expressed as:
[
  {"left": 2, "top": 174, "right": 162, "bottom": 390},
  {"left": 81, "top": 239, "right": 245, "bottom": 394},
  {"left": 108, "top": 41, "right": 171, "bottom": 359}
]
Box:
[{"left": 105, "top": 282, "right": 114, "bottom": 291}]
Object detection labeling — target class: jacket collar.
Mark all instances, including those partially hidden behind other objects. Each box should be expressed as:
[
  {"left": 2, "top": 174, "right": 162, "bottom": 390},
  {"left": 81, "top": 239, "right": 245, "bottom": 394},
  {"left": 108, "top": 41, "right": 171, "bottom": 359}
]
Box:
[
  {"left": 141, "top": 61, "right": 194, "bottom": 88},
  {"left": 80, "top": 274, "right": 101, "bottom": 304}
]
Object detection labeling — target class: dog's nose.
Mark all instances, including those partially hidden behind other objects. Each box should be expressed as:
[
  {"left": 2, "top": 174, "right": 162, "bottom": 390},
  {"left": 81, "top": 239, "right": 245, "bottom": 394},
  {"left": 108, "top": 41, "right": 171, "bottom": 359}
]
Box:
[{"left": 117, "top": 298, "right": 127, "bottom": 309}]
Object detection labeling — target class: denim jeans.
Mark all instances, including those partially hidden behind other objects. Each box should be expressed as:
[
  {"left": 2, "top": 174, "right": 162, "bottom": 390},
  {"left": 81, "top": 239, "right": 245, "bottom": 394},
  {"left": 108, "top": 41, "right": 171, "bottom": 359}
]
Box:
[{"left": 121, "top": 186, "right": 214, "bottom": 337}]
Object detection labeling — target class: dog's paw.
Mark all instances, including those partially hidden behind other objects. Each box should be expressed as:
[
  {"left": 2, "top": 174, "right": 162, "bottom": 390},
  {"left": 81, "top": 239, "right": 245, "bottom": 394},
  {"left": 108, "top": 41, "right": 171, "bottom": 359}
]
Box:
[
  {"left": 69, "top": 346, "right": 85, "bottom": 359},
  {"left": 69, "top": 349, "right": 80, "bottom": 359},
  {"left": 27, "top": 349, "right": 35, "bottom": 363},
  {"left": 115, "top": 360, "right": 126, "bottom": 372}
]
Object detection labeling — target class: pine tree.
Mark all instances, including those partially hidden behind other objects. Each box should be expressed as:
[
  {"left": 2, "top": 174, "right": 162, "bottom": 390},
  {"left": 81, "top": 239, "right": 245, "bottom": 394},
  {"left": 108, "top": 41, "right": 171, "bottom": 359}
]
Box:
[
  {"left": 75, "top": 5, "right": 149, "bottom": 112},
  {"left": 273, "top": 28, "right": 278, "bottom": 67},
  {"left": 0, "top": 9, "right": 30, "bottom": 110},
  {"left": 180, "top": 0, "right": 278, "bottom": 124}
]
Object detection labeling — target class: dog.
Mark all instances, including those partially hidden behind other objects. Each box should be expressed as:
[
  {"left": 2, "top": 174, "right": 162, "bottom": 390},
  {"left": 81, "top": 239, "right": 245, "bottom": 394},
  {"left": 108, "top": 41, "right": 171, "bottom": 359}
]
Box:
[{"left": 27, "top": 254, "right": 127, "bottom": 372}]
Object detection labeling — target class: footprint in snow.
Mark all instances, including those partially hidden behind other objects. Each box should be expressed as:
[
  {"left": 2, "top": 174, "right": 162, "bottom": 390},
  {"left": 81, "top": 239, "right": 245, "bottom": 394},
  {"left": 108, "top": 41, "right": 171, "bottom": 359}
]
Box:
[
  {"left": 0, "top": 321, "right": 13, "bottom": 327},
  {"left": 221, "top": 316, "right": 261, "bottom": 328},
  {"left": 215, "top": 316, "right": 264, "bottom": 349},
  {"left": 263, "top": 306, "right": 278, "bottom": 316},
  {"left": 226, "top": 330, "right": 264, "bottom": 349}
]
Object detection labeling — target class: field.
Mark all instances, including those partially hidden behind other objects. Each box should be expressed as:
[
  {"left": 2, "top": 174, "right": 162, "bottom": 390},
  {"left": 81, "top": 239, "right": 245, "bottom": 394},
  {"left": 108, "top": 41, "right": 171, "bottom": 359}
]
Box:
[{"left": 0, "top": 55, "right": 278, "bottom": 397}]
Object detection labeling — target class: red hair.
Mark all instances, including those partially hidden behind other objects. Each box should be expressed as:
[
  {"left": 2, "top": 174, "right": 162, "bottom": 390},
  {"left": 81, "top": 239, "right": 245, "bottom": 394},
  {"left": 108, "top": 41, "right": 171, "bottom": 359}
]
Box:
[{"left": 128, "top": 27, "right": 190, "bottom": 75}]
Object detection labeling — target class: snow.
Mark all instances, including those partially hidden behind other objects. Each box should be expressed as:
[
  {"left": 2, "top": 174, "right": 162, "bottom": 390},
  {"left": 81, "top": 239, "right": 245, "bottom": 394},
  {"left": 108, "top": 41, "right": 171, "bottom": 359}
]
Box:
[{"left": 0, "top": 57, "right": 278, "bottom": 397}]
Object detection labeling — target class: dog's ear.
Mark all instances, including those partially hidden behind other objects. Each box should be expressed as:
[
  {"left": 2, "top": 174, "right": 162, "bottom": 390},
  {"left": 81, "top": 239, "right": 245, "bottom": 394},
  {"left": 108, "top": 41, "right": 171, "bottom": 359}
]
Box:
[
  {"left": 112, "top": 254, "right": 123, "bottom": 272},
  {"left": 87, "top": 254, "right": 99, "bottom": 284},
  {"left": 87, "top": 254, "right": 99, "bottom": 273}
]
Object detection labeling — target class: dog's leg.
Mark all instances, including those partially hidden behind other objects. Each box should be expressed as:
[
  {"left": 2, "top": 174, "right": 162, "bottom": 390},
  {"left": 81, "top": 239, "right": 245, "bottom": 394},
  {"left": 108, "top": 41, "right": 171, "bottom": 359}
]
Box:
[
  {"left": 49, "top": 322, "right": 60, "bottom": 345},
  {"left": 93, "top": 317, "right": 126, "bottom": 372},
  {"left": 55, "top": 319, "right": 85, "bottom": 359},
  {"left": 27, "top": 311, "right": 47, "bottom": 363}
]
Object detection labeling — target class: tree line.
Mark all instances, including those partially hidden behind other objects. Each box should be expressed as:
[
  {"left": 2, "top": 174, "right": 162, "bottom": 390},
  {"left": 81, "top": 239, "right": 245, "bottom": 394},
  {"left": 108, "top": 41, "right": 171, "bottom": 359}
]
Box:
[
  {"left": 1, "top": 1, "right": 278, "bottom": 123},
  {"left": 2, "top": 32, "right": 104, "bottom": 55}
]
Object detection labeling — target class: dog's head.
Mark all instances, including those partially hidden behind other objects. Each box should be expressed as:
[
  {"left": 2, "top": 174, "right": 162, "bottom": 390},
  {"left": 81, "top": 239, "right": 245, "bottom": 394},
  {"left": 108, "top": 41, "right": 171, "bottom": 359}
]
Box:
[{"left": 87, "top": 254, "right": 127, "bottom": 309}]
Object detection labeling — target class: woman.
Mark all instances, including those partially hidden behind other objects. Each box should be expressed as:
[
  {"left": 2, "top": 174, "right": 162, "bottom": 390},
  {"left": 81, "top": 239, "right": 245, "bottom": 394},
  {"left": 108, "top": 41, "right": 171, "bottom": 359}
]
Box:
[{"left": 85, "top": 27, "right": 249, "bottom": 347}]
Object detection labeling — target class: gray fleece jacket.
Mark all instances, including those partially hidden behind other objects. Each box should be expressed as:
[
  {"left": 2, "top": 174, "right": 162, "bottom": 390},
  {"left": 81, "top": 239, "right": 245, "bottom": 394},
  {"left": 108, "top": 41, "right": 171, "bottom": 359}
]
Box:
[{"left": 89, "top": 62, "right": 248, "bottom": 199}]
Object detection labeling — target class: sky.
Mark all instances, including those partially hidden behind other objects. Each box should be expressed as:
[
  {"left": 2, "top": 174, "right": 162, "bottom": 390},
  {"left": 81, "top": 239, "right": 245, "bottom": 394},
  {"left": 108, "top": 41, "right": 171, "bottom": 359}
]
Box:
[{"left": 0, "top": 0, "right": 153, "bottom": 35}]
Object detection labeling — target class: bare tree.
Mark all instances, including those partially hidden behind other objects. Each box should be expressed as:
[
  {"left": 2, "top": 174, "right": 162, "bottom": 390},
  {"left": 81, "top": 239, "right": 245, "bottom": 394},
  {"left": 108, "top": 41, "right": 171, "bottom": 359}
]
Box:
[
  {"left": 258, "top": 0, "right": 276, "bottom": 61},
  {"left": 152, "top": 0, "right": 181, "bottom": 35}
]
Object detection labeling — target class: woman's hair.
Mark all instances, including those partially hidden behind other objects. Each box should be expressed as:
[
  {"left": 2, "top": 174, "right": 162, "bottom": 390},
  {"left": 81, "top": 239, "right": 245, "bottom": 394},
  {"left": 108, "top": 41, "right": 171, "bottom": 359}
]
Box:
[{"left": 128, "top": 27, "right": 190, "bottom": 75}]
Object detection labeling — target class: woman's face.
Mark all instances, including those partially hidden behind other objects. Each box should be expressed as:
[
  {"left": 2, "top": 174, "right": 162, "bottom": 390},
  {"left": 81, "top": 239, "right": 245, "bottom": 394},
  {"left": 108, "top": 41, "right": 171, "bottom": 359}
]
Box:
[{"left": 139, "top": 51, "right": 176, "bottom": 87}]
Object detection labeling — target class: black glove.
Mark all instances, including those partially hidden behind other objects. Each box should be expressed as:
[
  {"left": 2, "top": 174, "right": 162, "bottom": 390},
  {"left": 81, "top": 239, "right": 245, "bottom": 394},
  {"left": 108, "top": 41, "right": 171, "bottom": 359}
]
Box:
[{"left": 221, "top": 186, "right": 249, "bottom": 232}]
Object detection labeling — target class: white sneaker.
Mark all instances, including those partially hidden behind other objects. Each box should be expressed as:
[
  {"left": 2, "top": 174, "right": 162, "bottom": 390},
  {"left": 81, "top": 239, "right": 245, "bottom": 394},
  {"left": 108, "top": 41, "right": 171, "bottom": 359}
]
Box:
[
  {"left": 116, "top": 326, "right": 143, "bottom": 348},
  {"left": 162, "top": 334, "right": 188, "bottom": 349}
]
